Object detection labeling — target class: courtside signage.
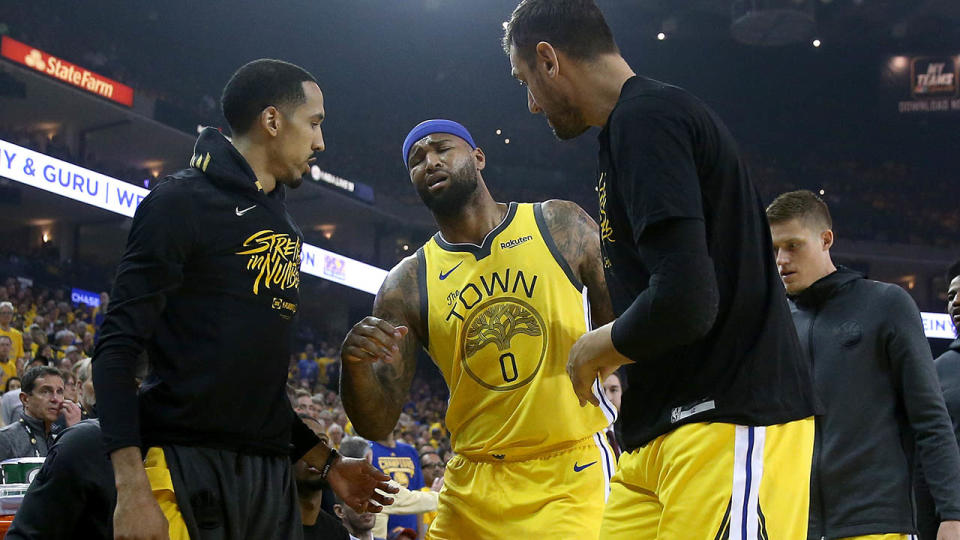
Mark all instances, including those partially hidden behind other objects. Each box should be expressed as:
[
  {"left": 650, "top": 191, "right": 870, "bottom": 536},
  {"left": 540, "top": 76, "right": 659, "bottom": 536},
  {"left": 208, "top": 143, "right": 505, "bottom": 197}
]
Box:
[
  {"left": 1, "top": 36, "right": 135, "bottom": 107},
  {"left": 301, "top": 245, "right": 387, "bottom": 295},
  {"left": 0, "top": 138, "right": 148, "bottom": 216},
  {"left": 0, "top": 137, "right": 389, "bottom": 295},
  {"left": 922, "top": 312, "right": 958, "bottom": 340},
  {"left": 71, "top": 288, "right": 101, "bottom": 308}
]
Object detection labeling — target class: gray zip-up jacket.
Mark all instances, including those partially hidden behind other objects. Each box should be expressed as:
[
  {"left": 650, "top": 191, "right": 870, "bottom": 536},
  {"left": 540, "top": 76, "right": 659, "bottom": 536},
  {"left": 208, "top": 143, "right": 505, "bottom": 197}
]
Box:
[
  {"left": 790, "top": 268, "right": 960, "bottom": 539},
  {"left": 0, "top": 410, "right": 54, "bottom": 461}
]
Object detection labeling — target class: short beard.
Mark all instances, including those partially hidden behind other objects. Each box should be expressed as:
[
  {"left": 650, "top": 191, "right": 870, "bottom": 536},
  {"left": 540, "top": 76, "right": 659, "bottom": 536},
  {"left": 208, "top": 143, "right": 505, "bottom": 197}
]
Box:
[
  {"left": 416, "top": 159, "right": 479, "bottom": 218},
  {"left": 548, "top": 105, "right": 590, "bottom": 140},
  {"left": 278, "top": 173, "right": 304, "bottom": 190}
]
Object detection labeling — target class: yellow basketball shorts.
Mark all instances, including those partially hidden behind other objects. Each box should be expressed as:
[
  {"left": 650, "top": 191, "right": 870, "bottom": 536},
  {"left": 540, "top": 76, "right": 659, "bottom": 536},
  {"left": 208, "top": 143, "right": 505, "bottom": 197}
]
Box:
[
  {"left": 144, "top": 447, "right": 192, "bottom": 540},
  {"left": 426, "top": 433, "right": 616, "bottom": 540},
  {"left": 600, "top": 418, "right": 815, "bottom": 540}
]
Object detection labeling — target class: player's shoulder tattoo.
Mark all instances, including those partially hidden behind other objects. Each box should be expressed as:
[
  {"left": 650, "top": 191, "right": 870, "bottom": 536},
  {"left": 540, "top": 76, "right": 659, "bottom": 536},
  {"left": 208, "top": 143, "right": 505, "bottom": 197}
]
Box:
[
  {"left": 374, "top": 253, "right": 425, "bottom": 340},
  {"left": 540, "top": 199, "right": 600, "bottom": 278}
]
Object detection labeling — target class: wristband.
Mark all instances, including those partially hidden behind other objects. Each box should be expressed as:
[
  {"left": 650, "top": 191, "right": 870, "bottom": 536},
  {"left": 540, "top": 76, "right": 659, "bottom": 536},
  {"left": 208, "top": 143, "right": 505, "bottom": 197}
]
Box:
[{"left": 319, "top": 447, "right": 340, "bottom": 481}]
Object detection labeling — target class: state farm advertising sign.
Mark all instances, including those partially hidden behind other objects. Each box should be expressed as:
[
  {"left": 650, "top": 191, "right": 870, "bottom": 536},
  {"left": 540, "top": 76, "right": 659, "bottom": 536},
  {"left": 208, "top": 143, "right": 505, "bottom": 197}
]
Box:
[{"left": 1, "top": 36, "right": 134, "bottom": 107}]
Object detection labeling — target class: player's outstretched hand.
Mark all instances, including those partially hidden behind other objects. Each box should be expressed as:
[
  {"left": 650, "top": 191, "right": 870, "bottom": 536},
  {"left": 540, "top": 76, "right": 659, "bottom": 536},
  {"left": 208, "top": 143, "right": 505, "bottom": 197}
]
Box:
[
  {"left": 327, "top": 455, "right": 398, "bottom": 514},
  {"left": 342, "top": 317, "right": 408, "bottom": 364}
]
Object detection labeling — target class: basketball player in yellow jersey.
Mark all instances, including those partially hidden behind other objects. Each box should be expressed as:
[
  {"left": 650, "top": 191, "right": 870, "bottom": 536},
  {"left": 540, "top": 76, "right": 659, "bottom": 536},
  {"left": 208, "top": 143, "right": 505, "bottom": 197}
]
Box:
[{"left": 341, "top": 119, "right": 617, "bottom": 540}]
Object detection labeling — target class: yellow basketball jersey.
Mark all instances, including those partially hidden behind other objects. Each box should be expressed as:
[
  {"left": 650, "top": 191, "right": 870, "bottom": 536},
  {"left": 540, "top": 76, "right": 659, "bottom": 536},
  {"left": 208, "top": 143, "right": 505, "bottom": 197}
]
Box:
[{"left": 419, "top": 202, "right": 615, "bottom": 460}]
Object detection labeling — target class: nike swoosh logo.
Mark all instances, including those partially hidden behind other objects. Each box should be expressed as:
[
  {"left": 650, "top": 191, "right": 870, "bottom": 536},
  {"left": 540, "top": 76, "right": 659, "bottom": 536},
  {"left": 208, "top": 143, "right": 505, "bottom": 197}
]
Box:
[
  {"left": 439, "top": 261, "right": 463, "bottom": 281},
  {"left": 573, "top": 461, "right": 597, "bottom": 472},
  {"left": 235, "top": 205, "right": 257, "bottom": 216}
]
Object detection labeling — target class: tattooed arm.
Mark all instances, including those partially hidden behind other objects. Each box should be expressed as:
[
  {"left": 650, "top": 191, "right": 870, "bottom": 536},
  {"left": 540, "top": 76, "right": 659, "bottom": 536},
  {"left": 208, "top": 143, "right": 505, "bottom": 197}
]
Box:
[
  {"left": 341, "top": 254, "right": 426, "bottom": 440},
  {"left": 541, "top": 199, "right": 615, "bottom": 327}
]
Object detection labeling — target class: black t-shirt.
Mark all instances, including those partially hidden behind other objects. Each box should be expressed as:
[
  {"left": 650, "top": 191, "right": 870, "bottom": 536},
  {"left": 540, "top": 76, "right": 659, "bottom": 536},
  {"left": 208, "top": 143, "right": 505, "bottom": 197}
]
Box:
[
  {"left": 302, "top": 507, "right": 351, "bottom": 540},
  {"left": 597, "top": 76, "right": 818, "bottom": 449}
]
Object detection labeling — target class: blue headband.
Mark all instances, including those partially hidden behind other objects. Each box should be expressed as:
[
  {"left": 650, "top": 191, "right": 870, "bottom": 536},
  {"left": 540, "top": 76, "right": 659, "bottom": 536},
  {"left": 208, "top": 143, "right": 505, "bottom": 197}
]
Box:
[{"left": 402, "top": 119, "right": 477, "bottom": 167}]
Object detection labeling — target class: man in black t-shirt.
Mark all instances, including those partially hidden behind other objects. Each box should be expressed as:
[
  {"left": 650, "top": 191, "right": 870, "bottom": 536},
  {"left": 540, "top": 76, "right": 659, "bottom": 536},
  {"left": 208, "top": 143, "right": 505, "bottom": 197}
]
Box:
[
  {"left": 503, "top": 1, "right": 819, "bottom": 538},
  {"left": 298, "top": 416, "right": 351, "bottom": 540}
]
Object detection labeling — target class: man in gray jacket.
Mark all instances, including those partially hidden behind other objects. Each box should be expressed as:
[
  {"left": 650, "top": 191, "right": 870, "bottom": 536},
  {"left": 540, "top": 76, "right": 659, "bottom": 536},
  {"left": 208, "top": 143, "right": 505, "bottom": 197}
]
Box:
[
  {"left": 767, "top": 190, "right": 960, "bottom": 540},
  {"left": 0, "top": 366, "right": 80, "bottom": 460}
]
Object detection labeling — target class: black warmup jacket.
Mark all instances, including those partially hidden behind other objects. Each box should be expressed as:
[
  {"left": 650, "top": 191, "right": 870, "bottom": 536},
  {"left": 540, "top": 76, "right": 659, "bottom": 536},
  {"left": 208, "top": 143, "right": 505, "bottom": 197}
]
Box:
[
  {"left": 92, "top": 128, "right": 319, "bottom": 457},
  {"left": 935, "top": 339, "right": 960, "bottom": 450},
  {"left": 789, "top": 268, "right": 960, "bottom": 539},
  {"left": 916, "top": 338, "right": 960, "bottom": 539}
]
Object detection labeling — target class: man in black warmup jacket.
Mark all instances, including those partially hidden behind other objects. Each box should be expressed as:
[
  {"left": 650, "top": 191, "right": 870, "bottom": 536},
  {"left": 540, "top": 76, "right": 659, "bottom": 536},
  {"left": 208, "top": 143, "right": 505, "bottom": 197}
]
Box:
[
  {"left": 768, "top": 190, "right": 960, "bottom": 540},
  {"left": 917, "top": 260, "right": 960, "bottom": 539},
  {"left": 92, "top": 59, "right": 393, "bottom": 540}
]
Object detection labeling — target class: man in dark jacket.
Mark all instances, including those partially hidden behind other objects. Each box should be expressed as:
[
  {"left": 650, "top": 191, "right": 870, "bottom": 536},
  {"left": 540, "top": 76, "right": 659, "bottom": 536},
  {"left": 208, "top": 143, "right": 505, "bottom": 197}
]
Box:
[
  {"left": 6, "top": 419, "right": 114, "bottom": 539},
  {"left": 768, "top": 190, "right": 960, "bottom": 540},
  {"left": 0, "top": 366, "right": 80, "bottom": 461},
  {"left": 918, "top": 260, "right": 960, "bottom": 539},
  {"left": 92, "top": 59, "right": 392, "bottom": 540}
]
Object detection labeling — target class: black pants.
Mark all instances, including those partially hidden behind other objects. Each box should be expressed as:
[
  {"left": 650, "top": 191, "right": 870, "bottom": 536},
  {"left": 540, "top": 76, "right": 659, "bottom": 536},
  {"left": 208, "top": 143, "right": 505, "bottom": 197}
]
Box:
[{"left": 163, "top": 445, "right": 303, "bottom": 540}]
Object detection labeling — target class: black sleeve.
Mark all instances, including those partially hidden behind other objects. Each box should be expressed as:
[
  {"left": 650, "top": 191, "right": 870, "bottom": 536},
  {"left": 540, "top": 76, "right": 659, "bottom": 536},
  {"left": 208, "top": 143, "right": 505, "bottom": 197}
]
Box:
[
  {"left": 290, "top": 404, "right": 321, "bottom": 462},
  {"left": 91, "top": 182, "right": 195, "bottom": 453},
  {"left": 609, "top": 97, "right": 704, "bottom": 244},
  {"left": 887, "top": 287, "right": 960, "bottom": 520},
  {"left": 610, "top": 218, "right": 719, "bottom": 362},
  {"left": 7, "top": 423, "right": 113, "bottom": 539}
]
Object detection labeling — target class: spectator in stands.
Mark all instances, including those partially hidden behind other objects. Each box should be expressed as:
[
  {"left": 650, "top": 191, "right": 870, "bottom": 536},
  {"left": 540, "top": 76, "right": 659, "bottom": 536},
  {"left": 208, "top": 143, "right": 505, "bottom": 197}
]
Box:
[
  {"left": 81, "top": 331, "right": 95, "bottom": 357},
  {"left": 20, "top": 333, "right": 33, "bottom": 361},
  {"left": 338, "top": 437, "right": 388, "bottom": 540},
  {"left": 61, "top": 345, "right": 81, "bottom": 371},
  {"left": 28, "top": 324, "right": 45, "bottom": 355},
  {"left": 93, "top": 292, "right": 109, "bottom": 328},
  {"left": 372, "top": 428, "right": 425, "bottom": 535},
  {"left": 53, "top": 329, "right": 75, "bottom": 349},
  {"left": 387, "top": 528, "right": 417, "bottom": 540},
  {"left": 0, "top": 302, "right": 24, "bottom": 362},
  {"left": 35, "top": 344, "right": 56, "bottom": 366},
  {"left": 295, "top": 390, "right": 317, "bottom": 420},
  {"left": 1, "top": 387, "right": 22, "bottom": 427},
  {"left": 0, "top": 335, "right": 16, "bottom": 383},
  {"left": 5, "top": 377, "right": 21, "bottom": 392},
  {"left": 0, "top": 366, "right": 80, "bottom": 459},
  {"left": 298, "top": 416, "right": 352, "bottom": 540},
  {"left": 328, "top": 422, "right": 345, "bottom": 449},
  {"left": 602, "top": 371, "right": 624, "bottom": 459},
  {"left": 62, "top": 370, "right": 79, "bottom": 404},
  {"left": 5, "top": 418, "right": 114, "bottom": 539},
  {"left": 419, "top": 450, "right": 444, "bottom": 530},
  {"left": 298, "top": 352, "right": 320, "bottom": 389},
  {"left": 333, "top": 493, "right": 381, "bottom": 540}
]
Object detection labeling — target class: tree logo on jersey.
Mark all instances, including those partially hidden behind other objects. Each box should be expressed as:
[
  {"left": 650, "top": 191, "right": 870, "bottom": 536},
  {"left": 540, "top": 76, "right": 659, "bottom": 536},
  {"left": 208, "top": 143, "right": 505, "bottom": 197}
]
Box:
[
  {"left": 235, "top": 230, "right": 302, "bottom": 295},
  {"left": 459, "top": 297, "right": 547, "bottom": 391},
  {"left": 464, "top": 303, "right": 542, "bottom": 357}
]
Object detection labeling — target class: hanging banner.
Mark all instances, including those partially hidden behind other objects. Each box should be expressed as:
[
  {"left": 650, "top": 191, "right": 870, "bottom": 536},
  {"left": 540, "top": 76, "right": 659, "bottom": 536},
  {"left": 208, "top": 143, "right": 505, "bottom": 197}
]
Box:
[
  {"left": 891, "top": 55, "right": 960, "bottom": 113},
  {"left": 1, "top": 36, "right": 135, "bottom": 107},
  {"left": 0, "top": 137, "right": 388, "bottom": 294}
]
